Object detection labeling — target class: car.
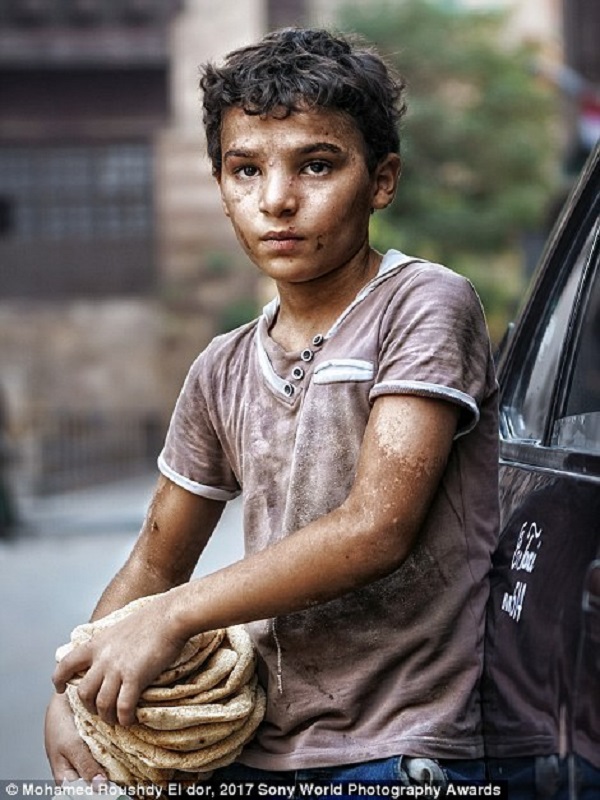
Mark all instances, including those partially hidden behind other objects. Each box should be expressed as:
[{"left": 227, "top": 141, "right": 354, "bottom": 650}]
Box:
[{"left": 482, "top": 142, "right": 600, "bottom": 799}]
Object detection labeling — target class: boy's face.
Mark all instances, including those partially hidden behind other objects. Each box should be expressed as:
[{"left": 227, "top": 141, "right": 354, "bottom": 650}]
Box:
[{"left": 216, "top": 106, "right": 399, "bottom": 286}]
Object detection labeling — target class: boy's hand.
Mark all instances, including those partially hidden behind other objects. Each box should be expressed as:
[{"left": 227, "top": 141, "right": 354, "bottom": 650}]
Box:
[
  {"left": 44, "top": 692, "right": 106, "bottom": 783},
  {"left": 52, "top": 597, "right": 189, "bottom": 727}
]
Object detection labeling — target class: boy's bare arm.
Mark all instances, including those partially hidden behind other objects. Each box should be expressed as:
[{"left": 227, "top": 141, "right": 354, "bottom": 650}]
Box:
[
  {"left": 90, "top": 475, "right": 226, "bottom": 620},
  {"left": 45, "top": 480, "right": 225, "bottom": 782},
  {"left": 174, "top": 393, "right": 459, "bottom": 625},
  {"left": 53, "top": 393, "right": 459, "bottom": 726}
]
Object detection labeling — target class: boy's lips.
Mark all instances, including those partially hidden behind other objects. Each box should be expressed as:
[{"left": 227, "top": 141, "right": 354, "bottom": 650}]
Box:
[
  {"left": 261, "top": 231, "right": 305, "bottom": 252},
  {"left": 262, "top": 230, "right": 304, "bottom": 241}
]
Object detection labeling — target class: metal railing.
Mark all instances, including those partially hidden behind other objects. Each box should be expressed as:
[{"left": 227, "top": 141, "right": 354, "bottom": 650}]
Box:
[{"left": 22, "top": 408, "right": 164, "bottom": 494}]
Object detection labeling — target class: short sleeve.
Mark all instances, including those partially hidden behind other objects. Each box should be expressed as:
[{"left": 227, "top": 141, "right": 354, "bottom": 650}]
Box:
[
  {"left": 158, "top": 351, "right": 241, "bottom": 501},
  {"left": 370, "top": 265, "right": 494, "bottom": 436}
]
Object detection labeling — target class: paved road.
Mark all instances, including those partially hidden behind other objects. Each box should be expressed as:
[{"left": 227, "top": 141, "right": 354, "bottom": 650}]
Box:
[{"left": 0, "top": 473, "right": 244, "bottom": 780}]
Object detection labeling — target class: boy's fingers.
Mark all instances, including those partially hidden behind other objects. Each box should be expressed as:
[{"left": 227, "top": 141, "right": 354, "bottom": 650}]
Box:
[
  {"left": 46, "top": 692, "right": 108, "bottom": 785},
  {"left": 53, "top": 644, "right": 92, "bottom": 693},
  {"left": 50, "top": 743, "right": 106, "bottom": 785},
  {"left": 64, "top": 752, "right": 107, "bottom": 785},
  {"left": 76, "top": 667, "right": 105, "bottom": 718},
  {"left": 95, "top": 675, "right": 122, "bottom": 726},
  {"left": 116, "top": 680, "right": 141, "bottom": 727},
  {"left": 50, "top": 752, "right": 78, "bottom": 783}
]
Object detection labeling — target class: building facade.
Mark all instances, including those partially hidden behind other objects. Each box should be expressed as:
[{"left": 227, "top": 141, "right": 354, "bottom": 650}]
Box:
[
  {"left": 0, "top": 0, "right": 301, "bottom": 492},
  {"left": 0, "top": 0, "right": 597, "bottom": 493}
]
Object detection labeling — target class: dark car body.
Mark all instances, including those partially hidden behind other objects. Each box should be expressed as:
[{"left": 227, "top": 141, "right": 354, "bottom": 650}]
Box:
[{"left": 482, "top": 143, "right": 600, "bottom": 799}]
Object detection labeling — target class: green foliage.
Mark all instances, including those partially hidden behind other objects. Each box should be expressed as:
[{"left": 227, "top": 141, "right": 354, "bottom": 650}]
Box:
[
  {"left": 339, "top": 0, "right": 560, "bottom": 271},
  {"left": 218, "top": 298, "right": 261, "bottom": 334},
  {"left": 204, "top": 250, "right": 232, "bottom": 277}
]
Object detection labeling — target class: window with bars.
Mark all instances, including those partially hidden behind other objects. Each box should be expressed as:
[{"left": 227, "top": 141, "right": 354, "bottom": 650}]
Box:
[
  {"left": 0, "top": 141, "right": 155, "bottom": 297},
  {"left": 0, "top": 143, "right": 152, "bottom": 242}
]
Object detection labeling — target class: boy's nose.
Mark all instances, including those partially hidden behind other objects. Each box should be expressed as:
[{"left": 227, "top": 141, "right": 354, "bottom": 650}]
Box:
[{"left": 258, "top": 173, "right": 298, "bottom": 217}]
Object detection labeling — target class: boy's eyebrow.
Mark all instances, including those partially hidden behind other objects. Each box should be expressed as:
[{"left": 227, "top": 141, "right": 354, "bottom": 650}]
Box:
[
  {"left": 223, "top": 148, "right": 258, "bottom": 161},
  {"left": 223, "top": 142, "right": 344, "bottom": 161},
  {"left": 297, "top": 142, "right": 344, "bottom": 156}
]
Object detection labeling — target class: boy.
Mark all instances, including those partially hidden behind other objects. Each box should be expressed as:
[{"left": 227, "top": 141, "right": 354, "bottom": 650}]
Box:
[{"left": 47, "top": 28, "right": 499, "bottom": 788}]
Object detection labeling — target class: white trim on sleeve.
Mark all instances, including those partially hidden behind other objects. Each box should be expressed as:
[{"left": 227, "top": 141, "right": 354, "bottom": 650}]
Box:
[
  {"left": 370, "top": 380, "right": 480, "bottom": 438},
  {"left": 157, "top": 453, "right": 241, "bottom": 501}
]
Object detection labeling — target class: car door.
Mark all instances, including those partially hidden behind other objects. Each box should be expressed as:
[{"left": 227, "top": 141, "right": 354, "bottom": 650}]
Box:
[{"left": 482, "top": 146, "right": 600, "bottom": 798}]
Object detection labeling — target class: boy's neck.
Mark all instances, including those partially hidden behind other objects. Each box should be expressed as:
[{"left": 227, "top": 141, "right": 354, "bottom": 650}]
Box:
[{"left": 269, "top": 246, "right": 382, "bottom": 352}]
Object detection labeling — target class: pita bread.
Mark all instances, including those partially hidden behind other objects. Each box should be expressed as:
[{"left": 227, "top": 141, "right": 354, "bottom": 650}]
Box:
[
  {"left": 148, "top": 630, "right": 225, "bottom": 688},
  {"left": 67, "top": 686, "right": 174, "bottom": 785},
  {"left": 170, "top": 691, "right": 264, "bottom": 776},
  {"left": 142, "top": 626, "right": 256, "bottom": 708},
  {"left": 140, "top": 648, "right": 237, "bottom": 703},
  {"left": 174, "top": 626, "right": 256, "bottom": 706},
  {"left": 177, "top": 745, "right": 244, "bottom": 775},
  {"left": 73, "top": 714, "right": 138, "bottom": 786},
  {"left": 136, "top": 678, "right": 257, "bottom": 731},
  {"left": 60, "top": 601, "right": 265, "bottom": 783},
  {"left": 126, "top": 713, "right": 247, "bottom": 752},
  {"left": 115, "top": 686, "right": 266, "bottom": 771},
  {"left": 178, "top": 656, "right": 255, "bottom": 707},
  {"left": 77, "top": 716, "right": 163, "bottom": 786},
  {"left": 170, "top": 745, "right": 244, "bottom": 780}
]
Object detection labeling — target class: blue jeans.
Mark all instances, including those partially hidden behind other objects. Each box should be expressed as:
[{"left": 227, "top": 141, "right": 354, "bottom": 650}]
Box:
[
  {"left": 212, "top": 754, "right": 485, "bottom": 794},
  {"left": 486, "top": 755, "right": 600, "bottom": 799}
]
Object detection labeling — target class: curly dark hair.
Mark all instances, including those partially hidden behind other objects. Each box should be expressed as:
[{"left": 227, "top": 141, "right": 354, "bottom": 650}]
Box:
[{"left": 200, "top": 27, "right": 406, "bottom": 175}]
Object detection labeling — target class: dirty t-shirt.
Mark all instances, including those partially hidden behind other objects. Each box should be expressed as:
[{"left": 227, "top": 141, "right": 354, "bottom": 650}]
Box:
[{"left": 158, "top": 250, "right": 500, "bottom": 769}]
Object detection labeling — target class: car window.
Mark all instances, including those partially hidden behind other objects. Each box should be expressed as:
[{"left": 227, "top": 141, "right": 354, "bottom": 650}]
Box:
[
  {"left": 501, "top": 224, "right": 595, "bottom": 443},
  {"left": 552, "top": 226, "right": 600, "bottom": 454}
]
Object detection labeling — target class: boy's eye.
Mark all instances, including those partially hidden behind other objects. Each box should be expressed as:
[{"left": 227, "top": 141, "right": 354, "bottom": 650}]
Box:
[
  {"left": 303, "top": 161, "right": 331, "bottom": 176},
  {"left": 234, "top": 165, "right": 259, "bottom": 178}
]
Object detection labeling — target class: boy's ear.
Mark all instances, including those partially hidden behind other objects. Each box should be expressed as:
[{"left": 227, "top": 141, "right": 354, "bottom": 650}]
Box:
[{"left": 371, "top": 153, "right": 401, "bottom": 211}]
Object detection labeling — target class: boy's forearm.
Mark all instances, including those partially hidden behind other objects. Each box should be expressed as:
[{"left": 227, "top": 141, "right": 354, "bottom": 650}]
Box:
[{"left": 167, "top": 502, "right": 413, "bottom": 639}]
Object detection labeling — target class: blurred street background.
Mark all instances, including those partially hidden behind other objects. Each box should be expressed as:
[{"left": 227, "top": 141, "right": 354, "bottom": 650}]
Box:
[
  {"left": 0, "top": 473, "right": 244, "bottom": 778},
  {"left": 0, "top": 0, "right": 599, "bottom": 781}
]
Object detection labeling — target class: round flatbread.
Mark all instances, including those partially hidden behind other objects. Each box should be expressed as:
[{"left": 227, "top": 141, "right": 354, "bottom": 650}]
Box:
[
  {"left": 177, "top": 744, "right": 245, "bottom": 775},
  {"left": 62, "top": 612, "right": 263, "bottom": 783},
  {"left": 135, "top": 679, "right": 257, "bottom": 731},
  {"left": 141, "top": 648, "right": 237, "bottom": 703},
  {"left": 116, "top": 685, "right": 266, "bottom": 771},
  {"left": 73, "top": 714, "right": 138, "bottom": 787},
  {"left": 67, "top": 685, "right": 175, "bottom": 785},
  {"left": 127, "top": 713, "right": 248, "bottom": 752},
  {"left": 148, "top": 630, "right": 225, "bottom": 688},
  {"left": 174, "top": 626, "right": 256, "bottom": 706}
]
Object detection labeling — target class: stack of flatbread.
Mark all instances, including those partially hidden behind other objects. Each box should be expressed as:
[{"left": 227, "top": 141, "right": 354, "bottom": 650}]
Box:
[{"left": 55, "top": 594, "right": 266, "bottom": 787}]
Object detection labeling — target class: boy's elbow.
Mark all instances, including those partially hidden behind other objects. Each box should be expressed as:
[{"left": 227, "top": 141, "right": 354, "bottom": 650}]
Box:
[
  {"left": 339, "top": 507, "right": 418, "bottom": 583},
  {"left": 368, "top": 520, "right": 416, "bottom": 575}
]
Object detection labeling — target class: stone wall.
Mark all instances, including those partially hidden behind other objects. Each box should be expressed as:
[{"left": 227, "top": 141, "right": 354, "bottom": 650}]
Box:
[{"left": 0, "top": 0, "right": 268, "bottom": 491}]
